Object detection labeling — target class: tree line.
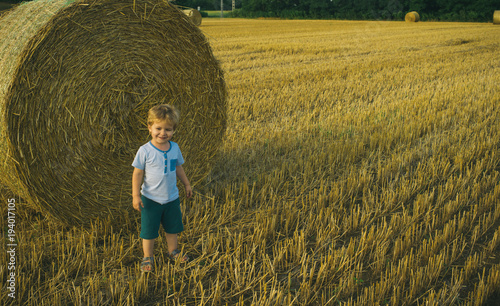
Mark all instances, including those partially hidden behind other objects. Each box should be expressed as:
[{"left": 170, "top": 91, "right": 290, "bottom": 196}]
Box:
[
  {"left": 2, "top": 1, "right": 497, "bottom": 22},
  {"left": 175, "top": 0, "right": 498, "bottom": 22}
]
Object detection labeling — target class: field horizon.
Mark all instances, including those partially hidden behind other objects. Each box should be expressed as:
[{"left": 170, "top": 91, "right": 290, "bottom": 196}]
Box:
[{"left": 1, "top": 18, "right": 500, "bottom": 305}]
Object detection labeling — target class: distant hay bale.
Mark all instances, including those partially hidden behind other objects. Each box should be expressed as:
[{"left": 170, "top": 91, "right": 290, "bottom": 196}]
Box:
[
  {"left": 405, "top": 11, "right": 420, "bottom": 22},
  {"left": 494, "top": 11, "right": 500, "bottom": 24},
  {"left": 182, "top": 8, "right": 202, "bottom": 26},
  {"left": 0, "top": 0, "right": 226, "bottom": 226}
]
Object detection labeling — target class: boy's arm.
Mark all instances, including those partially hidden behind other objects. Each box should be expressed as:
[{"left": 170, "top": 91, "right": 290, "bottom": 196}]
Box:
[
  {"left": 132, "top": 167, "right": 145, "bottom": 211},
  {"left": 176, "top": 165, "right": 193, "bottom": 198}
]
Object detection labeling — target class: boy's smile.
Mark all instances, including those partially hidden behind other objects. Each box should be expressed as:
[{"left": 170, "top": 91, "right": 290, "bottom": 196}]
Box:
[{"left": 148, "top": 120, "right": 175, "bottom": 150}]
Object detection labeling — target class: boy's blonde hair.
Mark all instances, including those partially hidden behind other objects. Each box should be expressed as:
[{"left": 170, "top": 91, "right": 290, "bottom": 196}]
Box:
[{"left": 147, "top": 104, "right": 180, "bottom": 129}]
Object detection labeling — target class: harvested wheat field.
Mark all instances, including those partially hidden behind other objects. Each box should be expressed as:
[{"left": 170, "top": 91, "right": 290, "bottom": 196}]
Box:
[{"left": 1, "top": 18, "right": 500, "bottom": 305}]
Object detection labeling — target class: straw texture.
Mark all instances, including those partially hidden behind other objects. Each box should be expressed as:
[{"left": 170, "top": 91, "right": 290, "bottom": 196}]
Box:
[
  {"left": 405, "top": 11, "right": 420, "bottom": 22},
  {"left": 494, "top": 11, "right": 500, "bottom": 24},
  {"left": 182, "top": 8, "right": 202, "bottom": 26},
  {"left": 0, "top": 0, "right": 226, "bottom": 226}
]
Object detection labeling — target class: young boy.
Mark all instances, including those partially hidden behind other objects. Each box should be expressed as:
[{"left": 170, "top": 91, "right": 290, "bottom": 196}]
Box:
[{"left": 132, "top": 104, "right": 193, "bottom": 272}]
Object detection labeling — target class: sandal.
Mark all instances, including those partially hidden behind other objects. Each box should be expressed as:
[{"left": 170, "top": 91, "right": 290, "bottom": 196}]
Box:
[
  {"left": 140, "top": 256, "right": 154, "bottom": 272},
  {"left": 169, "top": 249, "right": 189, "bottom": 263}
]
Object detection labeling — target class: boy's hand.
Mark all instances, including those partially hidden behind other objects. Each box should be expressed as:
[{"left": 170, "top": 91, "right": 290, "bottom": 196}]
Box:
[
  {"left": 133, "top": 197, "right": 144, "bottom": 211},
  {"left": 185, "top": 185, "right": 193, "bottom": 199}
]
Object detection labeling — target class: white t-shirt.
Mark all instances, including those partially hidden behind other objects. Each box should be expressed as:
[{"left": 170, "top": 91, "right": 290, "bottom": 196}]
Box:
[{"left": 132, "top": 141, "right": 184, "bottom": 204}]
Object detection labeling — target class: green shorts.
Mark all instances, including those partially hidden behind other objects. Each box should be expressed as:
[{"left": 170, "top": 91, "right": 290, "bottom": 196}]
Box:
[{"left": 140, "top": 196, "right": 184, "bottom": 240}]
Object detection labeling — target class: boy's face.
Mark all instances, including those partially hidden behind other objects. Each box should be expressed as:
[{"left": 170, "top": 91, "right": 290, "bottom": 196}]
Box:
[{"left": 148, "top": 120, "right": 175, "bottom": 146}]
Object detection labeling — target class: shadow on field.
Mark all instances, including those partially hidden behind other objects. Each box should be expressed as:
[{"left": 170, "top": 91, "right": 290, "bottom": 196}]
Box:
[{"left": 206, "top": 132, "right": 308, "bottom": 189}]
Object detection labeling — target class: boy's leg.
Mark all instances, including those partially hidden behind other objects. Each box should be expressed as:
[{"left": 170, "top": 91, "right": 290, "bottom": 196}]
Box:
[
  {"left": 166, "top": 233, "right": 189, "bottom": 262},
  {"left": 140, "top": 196, "right": 163, "bottom": 252},
  {"left": 143, "top": 238, "right": 155, "bottom": 257},
  {"left": 161, "top": 198, "right": 188, "bottom": 261},
  {"left": 161, "top": 198, "right": 183, "bottom": 254},
  {"left": 141, "top": 238, "right": 155, "bottom": 272},
  {"left": 165, "top": 233, "right": 178, "bottom": 254}
]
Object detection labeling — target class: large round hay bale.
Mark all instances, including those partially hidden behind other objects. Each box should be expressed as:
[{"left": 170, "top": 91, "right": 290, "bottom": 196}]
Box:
[
  {"left": 405, "top": 11, "right": 420, "bottom": 22},
  {"left": 0, "top": 0, "right": 226, "bottom": 226},
  {"left": 182, "top": 8, "right": 202, "bottom": 26},
  {"left": 494, "top": 11, "right": 500, "bottom": 24}
]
